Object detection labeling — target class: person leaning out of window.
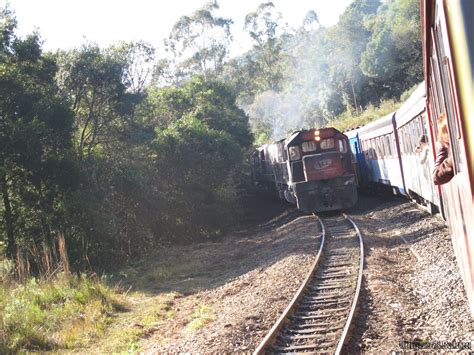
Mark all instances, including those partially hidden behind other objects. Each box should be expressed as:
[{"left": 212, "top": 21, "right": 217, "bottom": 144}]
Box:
[
  {"left": 432, "top": 112, "right": 454, "bottom": 185},
  {"left": 415, "top": 134, "right": 429, "bottom": 165}
]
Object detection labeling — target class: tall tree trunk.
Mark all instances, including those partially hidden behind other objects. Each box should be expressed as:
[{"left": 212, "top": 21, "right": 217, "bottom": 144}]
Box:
[{"left": 1, "top": 173, "right": 16, "bottom": 259}]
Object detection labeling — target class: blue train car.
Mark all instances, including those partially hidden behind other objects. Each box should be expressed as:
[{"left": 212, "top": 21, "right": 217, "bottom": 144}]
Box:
[{"left": 345, "top": 128, "right": 368, "bottom": 186}]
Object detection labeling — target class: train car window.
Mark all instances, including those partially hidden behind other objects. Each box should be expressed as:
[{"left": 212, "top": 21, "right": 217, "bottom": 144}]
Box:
[
  {"left": 338, "top": 139, "right": 347, "bottom": 153},
  {"left": 404, "top": 126, "right": 410, "bottom": 154},
  {"left": 386, "top": 135, "right": 392, "bottom": 156},
  {"left": 408, "top": 122, "right": 415, "bottom": 154},
  {"left": 429, "top": 77, "right": 441, "bottom": 117},
  {"left": 320, "top": 138, "right": 335, "bottom": 150},
  {"left": 400, "top": 127, "right": 405, "bottom": 155},
  {"left": 371, "top": 139, "right": 377, "bottom": 160},
  {"left": 434, "top": 23, "right": 462, "bottom": 172},
  {"left": 301, "top": 141, "right": 317, "bottom": 153},
  {"left": 376, "top": 137, "right": 383, "bottom": 158},
  {"left": 288, "top": 146, "right": 301, "bottom": 161},
  {"left": 362, "top": 141, "right": 368, "bottom": 159},
  {"left": 389, "top": 133, "right": 394, "bottom": 156},
  {"left": 431, "top": 35, "right": 446, "bottom": 112}
]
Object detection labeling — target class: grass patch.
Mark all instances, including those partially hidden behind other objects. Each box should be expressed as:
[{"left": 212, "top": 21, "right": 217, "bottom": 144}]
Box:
[
  {"left": 118, "top": 258, "right": 209, "bottom": 291},
  {"left": 0, "top": 274, "right": 125, "bottom": 352},
  {"left": 331, "top": 99, "right": 401, "bottom": 132},
  {"left": 90, "top": 291, "right": 179, "bottom": 352},
  {"left": 185, "top": 304, "right": 216, "bottom": 332},
  {"left": 330, "top": 84, "right": 420, "bottom": 132}
]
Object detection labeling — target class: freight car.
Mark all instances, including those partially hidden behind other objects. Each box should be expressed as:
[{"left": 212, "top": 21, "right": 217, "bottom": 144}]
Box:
[{"left": 251, "top": 128, "right": 358, "bottom": 213}]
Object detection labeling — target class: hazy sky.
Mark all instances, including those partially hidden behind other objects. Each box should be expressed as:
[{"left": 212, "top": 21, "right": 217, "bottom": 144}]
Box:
[{"left": 2, "top": 0, "right": 352, "bottom": 56}]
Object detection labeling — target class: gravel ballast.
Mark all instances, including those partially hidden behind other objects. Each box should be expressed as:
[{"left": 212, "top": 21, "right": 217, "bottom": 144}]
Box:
[{"left": 137, "top": 194, "right": 473, "bottom": 353}]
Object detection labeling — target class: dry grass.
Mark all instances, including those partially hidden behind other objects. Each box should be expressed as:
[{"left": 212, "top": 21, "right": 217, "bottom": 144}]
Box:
[{"left": 0, "top": 271, "right": 126, "bottom": 352}]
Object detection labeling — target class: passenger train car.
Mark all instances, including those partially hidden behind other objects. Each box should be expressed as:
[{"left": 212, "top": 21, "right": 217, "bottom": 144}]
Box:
[
  {"left": 251, "top": 128, "right": 358, "bottom": 213},
  {"left": 252, "top": 0, "right": 474, "bottom": 314},
  {"left": 346, "top": 0, "right": 474, "bottom": 315},
  {"left": 346, "top": 84, "right": 439, "bottom": 211},
  {"left": 422, "top": 0, "right": 474, "bottom": 315}
]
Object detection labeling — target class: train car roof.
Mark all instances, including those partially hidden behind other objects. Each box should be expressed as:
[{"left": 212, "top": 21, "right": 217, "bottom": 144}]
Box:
[
  {"left": 344, "top": 128, "right": 359, "bottom": 139},
  {"left": 394, "top": 82, "right": 426, "bottom": 128},
  {"left": 358, "top": 112, "right": 395, "bottom": 140}
]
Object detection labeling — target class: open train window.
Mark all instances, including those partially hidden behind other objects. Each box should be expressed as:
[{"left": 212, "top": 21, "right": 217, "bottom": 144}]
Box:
[
  {"left": 381, "top": 137, "right": 385, "bottom": 157},
  {"left": 376, "top": 137, "right": 383, "bottom": 158},
  {"left": 386, "top": 135, "right": 392, "bottom": 156},
  {"left": 320, "top": 138, "right": 335, "bottom": 150},
  {"left": 403, "top": 126, "right": 409, "bottom": 154},
  {"left": 370, "top": 139, "right": 377, "bottom": 160},
  {"left": 408, "top": 122, "right": 415, "bottom": 154},
  {"left": 434, "top": 22, "right": 462, "bottom": 173}
]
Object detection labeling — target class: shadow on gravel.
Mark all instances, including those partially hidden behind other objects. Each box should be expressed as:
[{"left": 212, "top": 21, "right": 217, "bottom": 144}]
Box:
[
  {"left": 114, "top": 195, "right": 320, "bottom": 297},
  {"left": 348, "top": 191, "right": 441, "bottom": 255},
  {"left": 114, "top": 191, "right": 440, "bottom": 304}
]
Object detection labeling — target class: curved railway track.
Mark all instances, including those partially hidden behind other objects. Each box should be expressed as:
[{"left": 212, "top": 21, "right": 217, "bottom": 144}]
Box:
[{"left": 254, "top": 214, "right": 364, "bottom": 354}]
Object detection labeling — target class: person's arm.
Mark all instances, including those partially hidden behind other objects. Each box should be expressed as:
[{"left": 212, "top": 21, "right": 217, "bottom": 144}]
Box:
[
  {"left": 432, "top": 142, "right": 454, "bottom": 185},
  {"left": 419, "top": 146, "right": 429, "bottom": 165}
]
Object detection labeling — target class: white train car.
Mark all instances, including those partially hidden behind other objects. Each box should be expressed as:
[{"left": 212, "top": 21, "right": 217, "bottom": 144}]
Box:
[
  {"left": 395, "top": 83, "right": 439, "bottom": 212},
  {"left": 358, "top": 112, "right": 406, "bottom": 195}
]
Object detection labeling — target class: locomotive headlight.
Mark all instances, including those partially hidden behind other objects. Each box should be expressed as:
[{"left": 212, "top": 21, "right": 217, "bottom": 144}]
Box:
[
  {"left": 314, "top": 130, "right": 320, "bottom": 140},
  {"left": 289, "top": 146, "right": 301, "bottom": 161},
  {"left": 315, "top": 136, "right": 321, "bottom": 141}
]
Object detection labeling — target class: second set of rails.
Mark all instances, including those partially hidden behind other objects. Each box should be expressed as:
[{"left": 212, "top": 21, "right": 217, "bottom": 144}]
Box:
[{"left": 254, "top": 214, "right": 364, "bottom": 354}]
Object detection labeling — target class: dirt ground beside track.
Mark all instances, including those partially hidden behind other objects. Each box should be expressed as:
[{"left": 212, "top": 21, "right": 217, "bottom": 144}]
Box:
[
  {"left": 348, "top": 194, "right": 474, "bottom": 353},
  {"left": 91, "top": 193, "right": 474, "bottom": 353}
]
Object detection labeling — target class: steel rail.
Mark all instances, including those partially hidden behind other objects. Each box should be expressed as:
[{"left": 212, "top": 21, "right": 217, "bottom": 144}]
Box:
[
  {"left": 253, "top": 215, "right": 326, "bottom": 355},
  {"left": 254, "top": 213, "right": 364, "bottom": 355},
  {"left": 334, "top": 213, "right": 364, "bottom": 355}
]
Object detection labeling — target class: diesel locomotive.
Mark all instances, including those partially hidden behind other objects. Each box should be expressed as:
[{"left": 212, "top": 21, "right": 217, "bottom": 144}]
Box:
[{"left": 251, "top": 128, "right": 358, "bottom": 213}]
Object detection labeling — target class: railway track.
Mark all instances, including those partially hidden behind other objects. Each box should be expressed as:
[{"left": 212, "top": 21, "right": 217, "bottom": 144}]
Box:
[{"left": 254, "top": 214, "right": 364, "bottom": 354}]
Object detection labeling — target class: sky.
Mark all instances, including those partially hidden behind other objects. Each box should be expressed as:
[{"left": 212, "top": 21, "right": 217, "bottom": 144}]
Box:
[{"left": 1, "top": 0, "right": 353, "bottom": 56}]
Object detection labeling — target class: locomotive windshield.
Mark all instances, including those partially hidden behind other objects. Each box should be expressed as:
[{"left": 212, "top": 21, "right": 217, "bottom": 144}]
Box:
[
  {"left": 301, "top": 141, "right": 317, "bottom": 152},
  {"left": 320, "top": 138, "right": 335, "bottom": 150}
]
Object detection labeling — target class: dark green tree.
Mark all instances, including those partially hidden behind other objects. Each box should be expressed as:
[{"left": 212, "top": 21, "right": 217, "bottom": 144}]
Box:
[{"left": 0, "top": 6, "right": 74, "bottom": 260}]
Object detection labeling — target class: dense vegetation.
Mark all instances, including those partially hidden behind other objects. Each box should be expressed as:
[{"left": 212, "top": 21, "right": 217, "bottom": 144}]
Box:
[
  {"left": 0, "top": 0, "right": 422, "bottom": 349},
  {"left": 224, "top": 0, "right": 423, "bottom": 141},
  {"left": 0, "top": 7, "right": 252, "bottom": 274}
]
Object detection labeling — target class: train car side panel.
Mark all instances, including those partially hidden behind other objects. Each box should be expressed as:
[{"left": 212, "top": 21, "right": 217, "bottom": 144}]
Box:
[
  {"left": 423, "top": 0, "right": 474, "bottom": 315},
  {"left": 396, "top": 83, "right": 440, "bottom": 209}
]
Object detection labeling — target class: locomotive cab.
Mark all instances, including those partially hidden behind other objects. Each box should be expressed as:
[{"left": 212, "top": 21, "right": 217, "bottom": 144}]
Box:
[{"left": 285, "top": 128, "right": 357, "bottom": 212}]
